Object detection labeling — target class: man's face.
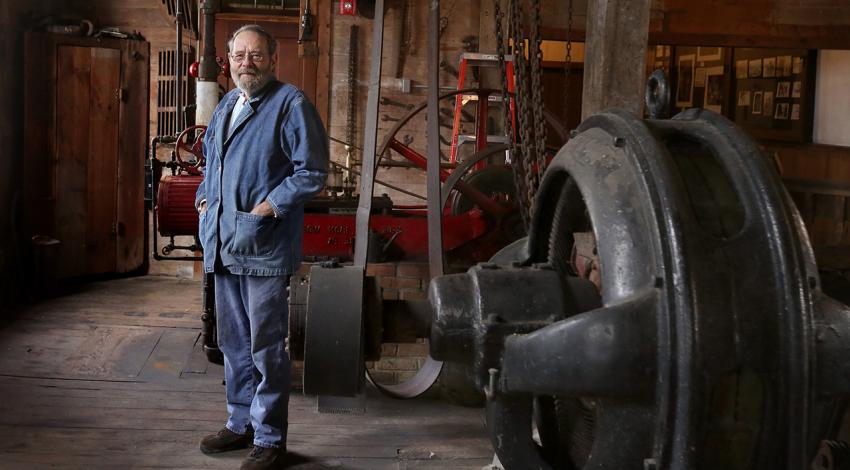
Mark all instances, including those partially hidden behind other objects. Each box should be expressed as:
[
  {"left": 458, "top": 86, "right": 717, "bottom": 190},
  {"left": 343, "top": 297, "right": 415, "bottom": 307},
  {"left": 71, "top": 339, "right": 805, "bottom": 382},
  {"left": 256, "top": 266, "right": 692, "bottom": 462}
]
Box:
[{"left": 229, "top": 30, "right": 276, "bottom": 96}]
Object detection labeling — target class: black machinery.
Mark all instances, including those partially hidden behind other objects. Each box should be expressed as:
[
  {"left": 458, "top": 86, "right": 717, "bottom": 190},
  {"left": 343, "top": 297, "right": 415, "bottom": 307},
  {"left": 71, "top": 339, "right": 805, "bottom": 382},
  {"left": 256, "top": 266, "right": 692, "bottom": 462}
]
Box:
[{"left": 428, "top": 108, "right": 850, "bottom": 469}]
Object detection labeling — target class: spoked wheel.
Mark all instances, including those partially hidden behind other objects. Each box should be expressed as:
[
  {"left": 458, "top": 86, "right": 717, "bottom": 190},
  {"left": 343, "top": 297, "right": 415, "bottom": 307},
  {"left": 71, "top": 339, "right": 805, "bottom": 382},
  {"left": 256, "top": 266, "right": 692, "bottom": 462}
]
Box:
[
  {"left": 175, "top": 125, "right": 207, "bottom": 175},
  {"left": 430, "top": 109, "right": 850, "bottom": 469}
]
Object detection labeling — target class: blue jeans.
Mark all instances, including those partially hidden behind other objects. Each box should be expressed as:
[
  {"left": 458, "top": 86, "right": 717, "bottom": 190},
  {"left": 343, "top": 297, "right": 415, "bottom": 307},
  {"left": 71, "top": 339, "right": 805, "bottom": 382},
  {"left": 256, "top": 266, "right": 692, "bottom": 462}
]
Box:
[{"left": 215, "top": 273, "right": 291, "bottom": 449}]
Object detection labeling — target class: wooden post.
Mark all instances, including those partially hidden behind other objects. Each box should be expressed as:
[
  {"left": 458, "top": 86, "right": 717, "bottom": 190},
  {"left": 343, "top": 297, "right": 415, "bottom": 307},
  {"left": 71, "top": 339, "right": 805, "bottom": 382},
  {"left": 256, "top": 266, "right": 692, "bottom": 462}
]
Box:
[{"left": 581, "top": 0, "right": 651, "bottom": 119}]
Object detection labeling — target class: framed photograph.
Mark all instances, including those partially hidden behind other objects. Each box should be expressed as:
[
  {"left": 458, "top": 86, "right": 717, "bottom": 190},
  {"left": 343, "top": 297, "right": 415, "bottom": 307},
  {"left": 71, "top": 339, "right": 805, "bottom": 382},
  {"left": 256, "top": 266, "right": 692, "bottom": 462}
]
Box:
[
  {"left": 792, "top": 56, "right": 803, "bottom": 74},
  {"left": 792, "top": 81, "right": 802, "bottom": 98},
  {"left": 778, "top": 55, "right": 793, "bottom": 76},
  {"left": 791, "top": 103, "right": 801, "bottom": 120},
  {"left": 763, "top": 92, "right": 774, "bottom": 116},
  {"left": 698, "top": 47, "right": 722, "bottom": 62},
  {"left": 676, "top": 54, "right": 696, "bottom": 107},
  {"left": 774, "top": 102, "right": 789, "bottom": 120},
  {"left": 752, "top": 91, "right": 764, "bottom": 115},
  {"left": 763, "top": 57, "right": 776, "bottom": 78},
  {"left": 776, "top": 81, "right": 791, "bottom": 98},
  {"left": 737, "top": 90, "right": 751, "bottom": 107},
  {"left": 749, "top": 58, "right": 763, "bottom": 78},
  {"left": 736, "top": 60, "right": 748, "bottom": 79},
  {"left": 703, "top": 66, "right": 724, "bottom": 113},
  {"left": 656, "top": 45, "right": 665, "bottom": 59}
]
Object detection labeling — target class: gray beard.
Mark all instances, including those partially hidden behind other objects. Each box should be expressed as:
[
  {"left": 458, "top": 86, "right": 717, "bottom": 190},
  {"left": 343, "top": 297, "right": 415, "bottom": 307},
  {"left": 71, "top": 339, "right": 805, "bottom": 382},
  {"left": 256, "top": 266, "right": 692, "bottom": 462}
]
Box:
[{"left": 235, "top": 71, "right": 273, "bottom": 96}]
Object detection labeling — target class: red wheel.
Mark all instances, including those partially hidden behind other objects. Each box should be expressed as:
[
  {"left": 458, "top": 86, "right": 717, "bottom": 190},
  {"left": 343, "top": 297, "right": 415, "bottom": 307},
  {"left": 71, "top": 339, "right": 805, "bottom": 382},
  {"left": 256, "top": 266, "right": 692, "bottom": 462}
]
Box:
[{"left": 175, "top": 125, "right": 207, "bottom": 175}]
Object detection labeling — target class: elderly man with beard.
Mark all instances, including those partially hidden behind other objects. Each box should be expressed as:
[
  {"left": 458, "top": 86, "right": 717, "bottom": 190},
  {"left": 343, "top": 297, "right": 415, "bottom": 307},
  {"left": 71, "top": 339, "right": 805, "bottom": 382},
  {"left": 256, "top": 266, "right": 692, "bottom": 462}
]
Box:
[{"left": 195, "top": 24, "right": 328, "bottom": 470}]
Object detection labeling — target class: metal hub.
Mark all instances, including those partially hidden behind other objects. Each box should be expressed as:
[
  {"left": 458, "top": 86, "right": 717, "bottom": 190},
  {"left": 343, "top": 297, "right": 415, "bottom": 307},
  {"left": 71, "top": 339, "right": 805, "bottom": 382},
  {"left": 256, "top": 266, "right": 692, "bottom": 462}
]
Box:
[{"left": 430, "top": 109, "right": 850, "bottom": 469}]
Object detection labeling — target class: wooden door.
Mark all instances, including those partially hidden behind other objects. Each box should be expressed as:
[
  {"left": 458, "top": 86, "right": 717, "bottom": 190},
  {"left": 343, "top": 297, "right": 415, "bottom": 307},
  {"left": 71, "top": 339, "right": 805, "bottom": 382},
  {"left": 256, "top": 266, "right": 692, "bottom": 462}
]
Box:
[{"left": 55, "top": 46, "right": 122, "bottom": 277}]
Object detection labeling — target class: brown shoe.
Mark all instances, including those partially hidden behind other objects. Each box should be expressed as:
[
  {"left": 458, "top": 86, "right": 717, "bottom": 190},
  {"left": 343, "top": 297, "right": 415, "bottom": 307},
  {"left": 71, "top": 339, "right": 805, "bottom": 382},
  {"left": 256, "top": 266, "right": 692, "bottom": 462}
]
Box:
[
  {"left": 200, "top": 427, "right": 253, "bottom": 454},
  {"left": 240, "top": 445, "right": 285, "bottom": 470}
]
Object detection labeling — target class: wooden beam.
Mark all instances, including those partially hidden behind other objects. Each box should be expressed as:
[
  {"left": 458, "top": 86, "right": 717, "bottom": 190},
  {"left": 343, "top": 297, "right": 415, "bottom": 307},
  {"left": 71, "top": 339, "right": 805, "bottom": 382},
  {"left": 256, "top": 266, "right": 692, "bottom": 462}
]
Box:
[{"left": 581, "top": 0, "right": 651, "bottom": 118}]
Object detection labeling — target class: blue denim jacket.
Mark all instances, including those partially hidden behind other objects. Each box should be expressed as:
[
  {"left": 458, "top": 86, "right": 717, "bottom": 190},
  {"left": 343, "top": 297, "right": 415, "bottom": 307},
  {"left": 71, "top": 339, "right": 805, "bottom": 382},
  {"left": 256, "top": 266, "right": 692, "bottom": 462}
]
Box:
[{"left": 196, "top": 81, "right": 328, "bottom": 276}]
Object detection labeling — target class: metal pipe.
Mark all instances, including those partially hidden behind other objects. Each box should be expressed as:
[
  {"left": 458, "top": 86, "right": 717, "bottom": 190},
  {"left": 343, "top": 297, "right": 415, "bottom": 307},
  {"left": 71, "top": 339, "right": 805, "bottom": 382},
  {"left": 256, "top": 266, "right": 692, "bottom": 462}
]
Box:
[
  {"left": 426, "top": 0, "right": 443, "bottom": 278},
  {"left": 196, "top": 0, "right": 219, "bottom": 126},
  {"left": 175, "top": 0, "right": 184, "bottom": 133}
]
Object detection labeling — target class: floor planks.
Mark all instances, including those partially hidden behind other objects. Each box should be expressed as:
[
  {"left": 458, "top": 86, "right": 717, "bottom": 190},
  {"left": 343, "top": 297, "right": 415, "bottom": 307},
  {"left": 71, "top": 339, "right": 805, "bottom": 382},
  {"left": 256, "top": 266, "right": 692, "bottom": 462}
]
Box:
[{"left": 0, "top": 275, "right": 492, "bottom": 469}]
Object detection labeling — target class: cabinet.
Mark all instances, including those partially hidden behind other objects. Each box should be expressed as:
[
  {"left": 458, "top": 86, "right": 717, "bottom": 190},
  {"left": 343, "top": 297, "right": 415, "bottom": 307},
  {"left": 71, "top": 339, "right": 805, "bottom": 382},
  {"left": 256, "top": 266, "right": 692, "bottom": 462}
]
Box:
[{"left": 23, "top": 32, "right": 149, "bottom": 279}]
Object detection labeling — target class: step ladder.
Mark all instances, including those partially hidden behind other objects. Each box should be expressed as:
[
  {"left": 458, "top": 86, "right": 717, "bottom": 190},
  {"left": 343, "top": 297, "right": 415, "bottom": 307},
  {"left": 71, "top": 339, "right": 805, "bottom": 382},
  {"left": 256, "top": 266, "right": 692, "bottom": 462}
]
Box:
[{"left": 449, "top": 52, "right": 516, "bottom": 165}]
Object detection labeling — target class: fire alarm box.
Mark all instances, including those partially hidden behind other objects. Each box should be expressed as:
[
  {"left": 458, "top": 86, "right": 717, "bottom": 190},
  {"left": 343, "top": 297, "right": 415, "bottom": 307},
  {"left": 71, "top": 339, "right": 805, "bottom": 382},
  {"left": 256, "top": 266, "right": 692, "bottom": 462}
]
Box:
[{"left": 340, "top": 0, "right": 356, "bottom": 15}]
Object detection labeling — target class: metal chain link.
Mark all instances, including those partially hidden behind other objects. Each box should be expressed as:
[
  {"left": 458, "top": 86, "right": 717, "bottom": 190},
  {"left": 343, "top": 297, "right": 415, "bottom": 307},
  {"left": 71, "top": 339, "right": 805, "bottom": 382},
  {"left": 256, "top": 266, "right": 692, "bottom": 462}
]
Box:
[
  {"left": 563, "top": 0, "right": 573, "bottom": 130},
  {"left": 493, "top": 0, "right": 530, "bottom": 228},
  {"left": 529, "top": 0, "right": 547, "bottom": 212},
  {"left": 509, "top": 0, "right": 537, "bottom": 228}
]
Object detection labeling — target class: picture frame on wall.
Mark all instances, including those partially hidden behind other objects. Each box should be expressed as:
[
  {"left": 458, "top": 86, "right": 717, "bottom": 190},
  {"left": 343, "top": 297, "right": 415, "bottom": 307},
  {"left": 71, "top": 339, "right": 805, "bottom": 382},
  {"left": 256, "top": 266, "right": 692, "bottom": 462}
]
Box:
[
  {"left": 676, "top": 54, "right": 695, "bottom": 107},
  {"left": 703, "top": 66, "right": 724, "bottom": 113},
  {"left": 763, "top": 91, "right": 774, "bottom": 117},
  {"left": 776, "top": 81, "right": 791, "bottom": 98},
  {"left": 763, "top": 57, "right": 776, "bottom": 78},
  {"left": 778, "top": 55, "right": 793, "bottom": 76},
  {"left": 737, "top": 90, "right": 751, "bottom": 107},
  {"left": 697, "top": 47, "right": 722, "bottom": 62},
  {"left": 775, "top": 102, "right": 789, "bottom": 120},
  {"left": 749, "top": 58, "right": 763, "bottom": 78},
  {"left": 792, "top": 56, "right": 803, "bottom": 74},
  {"left": 792, "top": 81, "right": 802, "bottom": 98},
  {"left": 791, "top": 103, "right": 801, "bottom": 120},
  {"left": 752, "top": 91, "right": 764, "bottom": 115}
]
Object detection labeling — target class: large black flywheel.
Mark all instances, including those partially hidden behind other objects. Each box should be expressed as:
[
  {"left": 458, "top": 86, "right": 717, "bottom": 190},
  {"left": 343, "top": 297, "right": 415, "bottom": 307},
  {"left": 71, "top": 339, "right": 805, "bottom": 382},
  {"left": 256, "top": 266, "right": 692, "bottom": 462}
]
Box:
[{"left": 429, "top": 108, "right": 850, "bottom": 470}]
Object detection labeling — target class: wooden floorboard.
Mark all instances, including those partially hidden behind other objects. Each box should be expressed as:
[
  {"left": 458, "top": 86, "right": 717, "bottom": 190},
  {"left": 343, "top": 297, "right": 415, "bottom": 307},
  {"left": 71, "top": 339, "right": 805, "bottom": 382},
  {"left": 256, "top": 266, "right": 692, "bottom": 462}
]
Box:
[{"left": 0, "top": 275, "right": 493, "bottom": 469}]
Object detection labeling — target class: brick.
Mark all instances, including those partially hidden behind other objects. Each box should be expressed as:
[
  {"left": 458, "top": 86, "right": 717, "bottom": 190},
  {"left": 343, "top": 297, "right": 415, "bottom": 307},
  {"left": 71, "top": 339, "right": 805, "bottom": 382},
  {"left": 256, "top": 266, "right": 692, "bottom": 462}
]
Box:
[
  {"left": 381, "top": 343, "right": 398, "bottom": 356},
  {"left": 395, "top": 277, "right": 421, "bottom": 290},
  {"left": 382, "top": 288, "right": 399, "bottom": 300},
  {"left": 379, "top": 276, "right": 397, "bottom": 289},
  {"left": 375, "top": 357, "right": 419, "bottom": 371},
  {"left": 396, "top": 262, "right": 430, "bottom": 278},
  {"left": 366, "top": 263, "right": 396, "bottom": 277},
  {"left": 396, "top": 342, "right": 430, "bottom": 357},
  {"left": 400, "top": 289, "right": 427, "bottom": 301},
  {"left": 395, "top": 371, "right": 419, "bottom": 383}
]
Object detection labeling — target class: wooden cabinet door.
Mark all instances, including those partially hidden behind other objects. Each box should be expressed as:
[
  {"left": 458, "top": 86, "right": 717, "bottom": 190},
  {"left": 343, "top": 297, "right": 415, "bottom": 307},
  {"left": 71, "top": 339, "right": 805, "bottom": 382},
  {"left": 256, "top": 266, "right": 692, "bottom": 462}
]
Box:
[{"left": 23, "top": 33, "right": 150, "bottom": 280}]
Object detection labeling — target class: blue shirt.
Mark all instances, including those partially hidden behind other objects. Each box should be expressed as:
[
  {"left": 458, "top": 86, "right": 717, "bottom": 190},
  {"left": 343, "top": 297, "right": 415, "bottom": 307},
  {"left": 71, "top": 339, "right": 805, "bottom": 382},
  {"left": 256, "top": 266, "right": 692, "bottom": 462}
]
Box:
[{"left": 196, "top": 81, "right": 329, "bottom": 276}]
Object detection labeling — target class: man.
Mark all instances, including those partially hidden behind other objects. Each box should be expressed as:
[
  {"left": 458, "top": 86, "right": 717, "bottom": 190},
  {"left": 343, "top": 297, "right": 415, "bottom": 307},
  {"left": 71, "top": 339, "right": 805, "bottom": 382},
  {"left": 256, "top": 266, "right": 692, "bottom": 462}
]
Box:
[{"left": 195, "top": 24, "right": 328, "bottom": 470}]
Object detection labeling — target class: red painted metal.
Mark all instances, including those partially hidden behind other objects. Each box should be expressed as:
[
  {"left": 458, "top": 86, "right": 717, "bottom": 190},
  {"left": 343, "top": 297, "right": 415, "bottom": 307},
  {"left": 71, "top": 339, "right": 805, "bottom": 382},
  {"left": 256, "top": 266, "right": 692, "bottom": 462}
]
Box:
[
  {"left": 156, "top": 175, "right": 202, "bottom": 237},
  {"left": 339, "top": 0, "right": 356, "bottom": 15},
  {"left": 302, "top": 209, "right": 491, "bottom": 261},
  {"left": 388, "top": 139, "right": 452, "bottom": 182}
]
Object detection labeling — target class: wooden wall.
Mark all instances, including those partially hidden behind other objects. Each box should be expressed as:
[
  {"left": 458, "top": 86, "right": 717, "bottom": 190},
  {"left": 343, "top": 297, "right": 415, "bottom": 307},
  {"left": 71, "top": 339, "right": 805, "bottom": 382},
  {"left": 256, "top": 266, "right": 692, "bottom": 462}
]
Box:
[{"left": 0, "top": 0, "right": 66, "bottom": 311}]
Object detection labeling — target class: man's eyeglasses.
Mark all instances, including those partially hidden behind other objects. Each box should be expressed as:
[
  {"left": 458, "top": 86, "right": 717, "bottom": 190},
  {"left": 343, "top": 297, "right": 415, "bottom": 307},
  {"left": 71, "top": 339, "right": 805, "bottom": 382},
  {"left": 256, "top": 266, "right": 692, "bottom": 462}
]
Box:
[{"left": 229, "top": 52, "right": 266, "bottom": 63}]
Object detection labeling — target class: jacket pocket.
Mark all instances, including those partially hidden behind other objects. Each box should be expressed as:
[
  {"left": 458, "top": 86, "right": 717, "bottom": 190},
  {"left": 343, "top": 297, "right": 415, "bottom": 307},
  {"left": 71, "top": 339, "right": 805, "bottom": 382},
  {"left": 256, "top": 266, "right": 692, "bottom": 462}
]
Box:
[{"left": 229, "top": 210, "right": 277, "bottom": 257}]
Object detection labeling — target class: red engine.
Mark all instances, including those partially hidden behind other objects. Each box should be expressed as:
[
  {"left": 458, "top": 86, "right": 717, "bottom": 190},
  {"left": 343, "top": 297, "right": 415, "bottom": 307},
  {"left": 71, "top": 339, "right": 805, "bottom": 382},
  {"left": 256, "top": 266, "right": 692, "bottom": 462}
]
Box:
[{"left": 156, "top": 175, "right": 202, "bottom": 237}]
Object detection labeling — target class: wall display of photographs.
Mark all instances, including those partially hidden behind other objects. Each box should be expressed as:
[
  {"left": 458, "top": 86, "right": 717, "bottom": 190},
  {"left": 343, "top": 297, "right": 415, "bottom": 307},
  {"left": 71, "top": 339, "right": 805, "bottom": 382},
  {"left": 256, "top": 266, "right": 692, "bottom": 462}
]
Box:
[
  {"left": 748, "top": 58, "right": 763, "bottom": 78},
  {"left": 762, "top": 57, "right": 776, "bottom": 78},
  {"left": 777, "top": 55, "right": 792, "bottom": 76},
  {"left": 776, "top": 81, "right": 791, "bottom": 98},
  {"left": 676, "top": 54, "right": 696, "bottom": 107},
  {"left": 703, "top": 66, "right": 724, "bottom": 113},
  {"left": 775, "top": 102, "right": 789, "bottom": 120},
  {"left": 791, "top": 103, "right": 801, "bottom": 120},
  {"left": 736, "top": 60, "right": 748, "bottom": 79},
  {"left": 792, "top": 81, "right": 802, "bottom": 98},
  {"left": 737, "top": 90, "right": 751, "bottom": 107},
  {"left": 752, "top": 91, "right": 764, "bottom": 115}
]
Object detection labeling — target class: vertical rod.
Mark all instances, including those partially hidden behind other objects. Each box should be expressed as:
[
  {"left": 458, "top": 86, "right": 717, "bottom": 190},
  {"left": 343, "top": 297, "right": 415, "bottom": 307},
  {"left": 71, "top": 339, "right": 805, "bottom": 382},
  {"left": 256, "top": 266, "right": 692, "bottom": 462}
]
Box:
[
  {"left": 196, "top": 0, "right": 219, "bottom": 127},
  {"left": 175, "top": 0, "right": 184, "bottom": 133},
  {"left": 426, "top": 0, "right": 443, "bottom": 278},
  {"left": 353, "top": 0, "right": 386, "bottom": 267}
]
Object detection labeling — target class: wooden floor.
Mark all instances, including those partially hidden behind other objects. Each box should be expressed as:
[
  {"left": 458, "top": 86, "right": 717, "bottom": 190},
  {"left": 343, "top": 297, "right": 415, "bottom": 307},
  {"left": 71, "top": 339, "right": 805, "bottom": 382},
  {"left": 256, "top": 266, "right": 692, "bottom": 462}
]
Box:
[{"left": 0, "top": 275, "right": 493, "bottom": 469}]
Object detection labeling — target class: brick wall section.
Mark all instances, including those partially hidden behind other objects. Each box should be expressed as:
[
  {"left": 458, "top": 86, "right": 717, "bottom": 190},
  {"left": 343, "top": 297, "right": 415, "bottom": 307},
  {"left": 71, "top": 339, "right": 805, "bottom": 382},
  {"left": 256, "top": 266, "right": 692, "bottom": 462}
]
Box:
[{"left": 291, "top": 261, "right": 432, "bottom": 390}]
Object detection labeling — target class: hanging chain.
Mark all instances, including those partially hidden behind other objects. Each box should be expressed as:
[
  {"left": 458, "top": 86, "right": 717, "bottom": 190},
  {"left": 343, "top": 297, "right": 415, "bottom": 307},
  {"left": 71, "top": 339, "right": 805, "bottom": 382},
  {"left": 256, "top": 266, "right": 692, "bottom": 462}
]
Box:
[
  {"left": 529, "top": 0, "right": 547, "bottom": 212},
  {"left": 509, "top": 0, "right": 536, "bottom": 228},
  {"left": 346, "top": 25, "right": 359, "bottom": 158},
  {"left": 563, "top": 0, "right": 573, "bottom": 130},
  {"left": 494, "top": 0, "right": 529, "bottom": 227}
]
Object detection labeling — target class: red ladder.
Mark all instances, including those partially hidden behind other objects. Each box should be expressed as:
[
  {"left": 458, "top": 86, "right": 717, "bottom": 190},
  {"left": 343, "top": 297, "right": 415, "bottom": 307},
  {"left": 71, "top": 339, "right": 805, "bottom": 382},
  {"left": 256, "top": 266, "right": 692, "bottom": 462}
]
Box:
[{"left": 449, "top": 52, "right": 516, "bottom": 165}]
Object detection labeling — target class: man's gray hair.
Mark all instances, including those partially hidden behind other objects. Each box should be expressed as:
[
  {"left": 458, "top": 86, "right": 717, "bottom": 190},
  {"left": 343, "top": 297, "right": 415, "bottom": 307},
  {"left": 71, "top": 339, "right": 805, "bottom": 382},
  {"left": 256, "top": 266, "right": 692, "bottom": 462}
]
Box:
[{"left": 227, "top": 24, "right": 277, "bottom": 56}]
